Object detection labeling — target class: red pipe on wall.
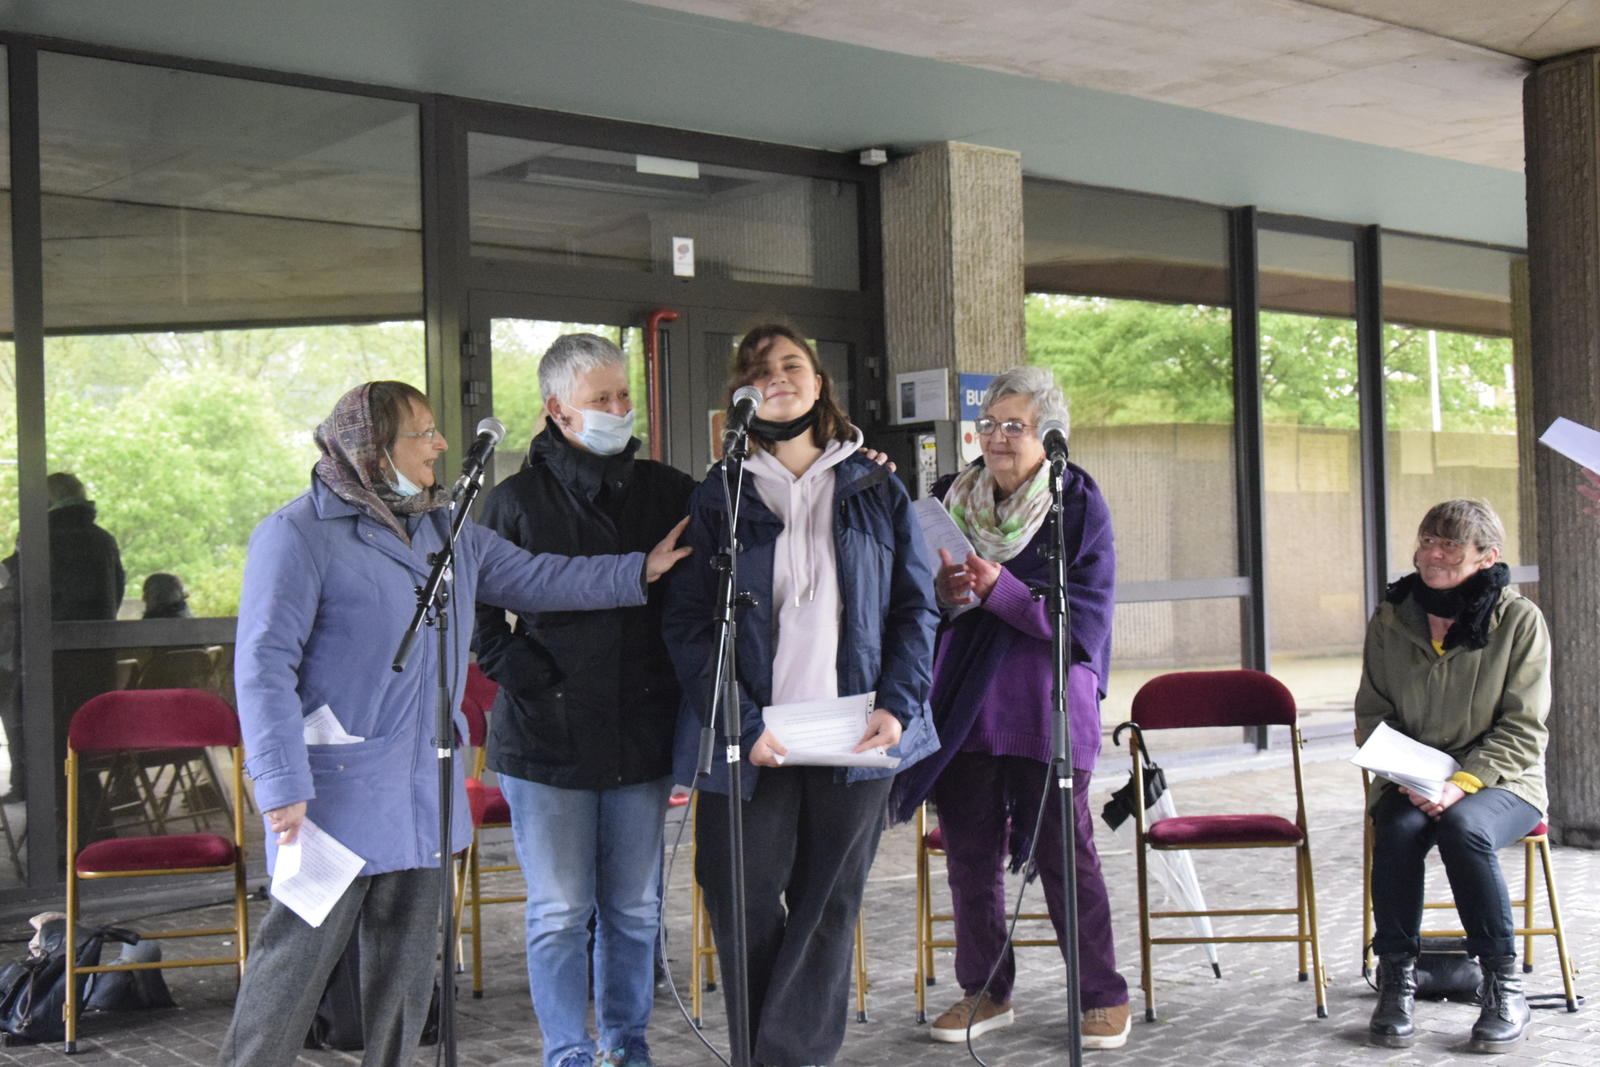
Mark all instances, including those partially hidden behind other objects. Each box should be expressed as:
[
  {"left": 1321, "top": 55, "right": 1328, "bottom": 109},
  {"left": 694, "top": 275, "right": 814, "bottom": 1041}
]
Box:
[{"left": 644, "top": 307, "right": 679, "bottom": 462}]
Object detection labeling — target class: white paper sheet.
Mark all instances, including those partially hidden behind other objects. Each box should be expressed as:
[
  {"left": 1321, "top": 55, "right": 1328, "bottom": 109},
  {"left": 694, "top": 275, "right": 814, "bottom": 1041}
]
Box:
[
  {"left": 302, "top": 704, "right": 364, "bottom": 746},
  {"left": 270, "top": 818, "right": 367, "bottom": 928},
  {"left": 763, "top": 691, "right": 900, "bottom": 768},
  {"left": 1350, "top": 721, "right": 1461, "bottom": 804},
  {"left": 912, "top": 497, "right": 978, "bottom": 618},
  {"left": 1538, "top": 417, "right": 1600, "bottom": 472}
]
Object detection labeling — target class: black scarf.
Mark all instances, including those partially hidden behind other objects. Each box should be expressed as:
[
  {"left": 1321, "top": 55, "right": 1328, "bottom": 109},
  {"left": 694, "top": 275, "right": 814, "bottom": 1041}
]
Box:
[{"left": 1385, "top": 562, "right": 1510, "bottom": 651}]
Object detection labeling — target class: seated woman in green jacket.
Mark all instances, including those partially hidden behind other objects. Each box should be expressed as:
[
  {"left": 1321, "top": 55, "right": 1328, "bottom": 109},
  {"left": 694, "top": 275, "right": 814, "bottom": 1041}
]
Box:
[{"left": 1355, "top": 499, "right": 1549, "bottom": 1054}]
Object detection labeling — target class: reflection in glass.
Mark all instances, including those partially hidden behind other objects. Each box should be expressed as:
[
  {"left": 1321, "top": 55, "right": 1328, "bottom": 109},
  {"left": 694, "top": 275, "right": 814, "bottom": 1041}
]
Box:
[
  {"left": 39, "top": 53, "right": 421, "bottom": 332},
  {"left": 36, "top": 324, "right": 425, "bottom": 618},
  {"left": 35, "top": 53, "right": 426, "bottom": 619},
  {"left": 62, "top": 644, "right": 247, "bottom": 853},
  {"left": 468, "top": 136, "right": 860, "bottom": 289},
  {"left": 1381, "top": 235, "right": 1525, "bottom": 572}
]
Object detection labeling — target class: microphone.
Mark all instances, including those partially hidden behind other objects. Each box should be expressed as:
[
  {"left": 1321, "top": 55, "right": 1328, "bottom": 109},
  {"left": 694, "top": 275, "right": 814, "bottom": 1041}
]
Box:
[
  {"left": 723, "top": 385, "right": 765, "bottom": 439},
  {"left": 1039, "top": 417, "right": 1069, "bottom": 463},
  {"left": 451, "top": 416, "right": 505, "bottom": 500}
]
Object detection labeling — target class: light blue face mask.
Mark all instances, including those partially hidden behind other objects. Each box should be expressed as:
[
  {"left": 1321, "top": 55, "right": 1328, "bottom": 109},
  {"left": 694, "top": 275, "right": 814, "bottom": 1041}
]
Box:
[
  {"left": 383, "top": 448, "right": 426, "bottom": 498},
  {"left": 569, "top": 407, "right": 636, "bottom": 456}
]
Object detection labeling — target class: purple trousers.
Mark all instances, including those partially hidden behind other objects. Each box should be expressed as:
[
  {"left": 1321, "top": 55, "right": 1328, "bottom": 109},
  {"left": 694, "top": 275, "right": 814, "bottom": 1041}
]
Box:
[{"left": 932, "top": 751, "right": 1128, "bottom": 1009}]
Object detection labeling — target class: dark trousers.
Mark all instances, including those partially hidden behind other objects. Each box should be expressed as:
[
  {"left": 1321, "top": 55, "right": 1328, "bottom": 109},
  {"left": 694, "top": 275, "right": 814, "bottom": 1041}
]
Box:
[
  {"left": 933, "top": 752, "right": 1128, "bottom": 1010},
  {"left": 696, "top": 768, "right": 891, "bottom": 1067},
  {"left": 1370, "top": 785, "right": 1541, "bottom": 960},
  {"left": 218, "top": 866, "right": 439, "bottom": 1067}
]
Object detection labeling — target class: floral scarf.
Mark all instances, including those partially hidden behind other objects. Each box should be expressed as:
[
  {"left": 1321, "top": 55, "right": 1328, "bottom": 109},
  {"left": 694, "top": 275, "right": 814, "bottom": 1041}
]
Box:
[
  {"left": 312, "top": 383, "right": 449, "bottom": 546},
  {"left": 942, "top": 458, "right": 1053, "bottom": 564}
]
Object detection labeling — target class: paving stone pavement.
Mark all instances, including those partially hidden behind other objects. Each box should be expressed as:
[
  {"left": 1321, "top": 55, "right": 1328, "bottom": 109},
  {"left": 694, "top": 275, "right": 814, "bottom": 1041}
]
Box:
[{"left": 2, "top": 741, "right": 1593, "bottom": 1065}]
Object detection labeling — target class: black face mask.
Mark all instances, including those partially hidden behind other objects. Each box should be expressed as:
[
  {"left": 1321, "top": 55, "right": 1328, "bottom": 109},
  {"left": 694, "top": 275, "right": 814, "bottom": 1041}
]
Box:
[{"left": 749, "top": 402, "right": 820, "bottom": 443}]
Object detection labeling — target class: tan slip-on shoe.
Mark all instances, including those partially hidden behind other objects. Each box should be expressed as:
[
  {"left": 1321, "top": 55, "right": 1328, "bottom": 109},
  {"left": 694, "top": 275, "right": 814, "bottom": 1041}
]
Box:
[
  {"left": 1082, "top": 1003, "right": 1132, "bottom": 1049},
  {"left": 929, "top": 992, "right": 1015, "bottom": 1043}
]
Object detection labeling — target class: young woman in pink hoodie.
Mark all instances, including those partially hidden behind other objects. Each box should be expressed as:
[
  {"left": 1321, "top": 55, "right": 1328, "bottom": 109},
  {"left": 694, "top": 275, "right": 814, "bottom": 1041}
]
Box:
[{"left": 664, "top": 324, "right": 938, "bottom": 1067}]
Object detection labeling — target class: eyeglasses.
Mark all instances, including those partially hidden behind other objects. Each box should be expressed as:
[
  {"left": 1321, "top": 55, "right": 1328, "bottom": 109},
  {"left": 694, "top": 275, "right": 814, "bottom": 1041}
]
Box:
[
  {"left": 399, "top": 428, "right": 440, "bottom": 441},
  {"left": 1418, "top": 534, "right": 1467, "bottom": 555},
  {"left": 974, "top": 417, "right": 1031, "bottom": 439}
]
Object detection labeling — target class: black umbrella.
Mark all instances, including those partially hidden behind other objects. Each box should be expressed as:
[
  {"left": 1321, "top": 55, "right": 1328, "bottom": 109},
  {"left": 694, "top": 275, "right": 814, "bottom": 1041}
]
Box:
[{"left": 1101, "top": 721, "right": 1166, "bottom": 831}]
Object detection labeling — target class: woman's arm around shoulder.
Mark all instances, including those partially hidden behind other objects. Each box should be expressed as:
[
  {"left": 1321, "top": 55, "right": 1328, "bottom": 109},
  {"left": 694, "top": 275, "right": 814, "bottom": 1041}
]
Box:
[{"left": 468, "top": 516, "right": 651, "bottom": 616}]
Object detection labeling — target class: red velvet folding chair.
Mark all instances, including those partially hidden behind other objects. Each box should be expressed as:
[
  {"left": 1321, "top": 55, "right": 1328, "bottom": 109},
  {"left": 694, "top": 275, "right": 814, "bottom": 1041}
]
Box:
[
  {"left": 1127, "top": 669, "right": 1325, "bottom": 1022},
  {"left": 455, "top": 662, "right": 521, "bottom": 998},
  {"left": 64, "top": 688, "right": 248, "bottom": 1052}
]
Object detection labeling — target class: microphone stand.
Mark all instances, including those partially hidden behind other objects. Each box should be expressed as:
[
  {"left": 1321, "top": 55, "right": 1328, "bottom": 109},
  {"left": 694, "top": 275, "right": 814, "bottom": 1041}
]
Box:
[
  {"left": 1040, "top": 450, "right": 1084, "bottom": 1067},
  {"left": 392, "top": 478, "right": 485, "bottom": 1067},
  {"left": 695, "top": 426, "right": 755, "bottom": 1067}
]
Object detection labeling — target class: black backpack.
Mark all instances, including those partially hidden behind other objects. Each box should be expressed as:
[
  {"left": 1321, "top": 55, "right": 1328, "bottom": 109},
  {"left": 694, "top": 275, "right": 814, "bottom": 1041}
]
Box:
[{"left": 0, "top": 921, "right": 140, "bottom": 1046}]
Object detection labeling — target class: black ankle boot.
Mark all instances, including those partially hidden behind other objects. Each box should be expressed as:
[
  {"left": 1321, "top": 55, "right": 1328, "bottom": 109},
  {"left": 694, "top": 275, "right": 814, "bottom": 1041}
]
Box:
[
  {"left": 1469, "top": 955, "right": 1530, "bottom": 1052},
  {"left": 1369, "top": 953, "right": 1418, "bottom": 1048}
]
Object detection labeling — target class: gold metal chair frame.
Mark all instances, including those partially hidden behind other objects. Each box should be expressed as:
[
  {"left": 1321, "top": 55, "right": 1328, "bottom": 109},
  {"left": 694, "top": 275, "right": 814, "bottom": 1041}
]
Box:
[
  {"left": 63, "top": 741, "right": 248, "bottom": 1053},
  {"left": 912, "top": 801, "right": 1056, "bottom": 1023},
  {"left": 1358, "top": 770, "right": 1578, "bottom": 1012},
  {"left": 1130, "top": 722, "right": 1326, "bottom": 1022}
]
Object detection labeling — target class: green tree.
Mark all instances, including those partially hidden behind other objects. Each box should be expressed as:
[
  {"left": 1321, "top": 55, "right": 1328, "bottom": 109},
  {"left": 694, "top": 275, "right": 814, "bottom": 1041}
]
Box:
[
  {"left": 0, "top": 322, "right": 426, "bottom": 615},
  {"left": 1025, "top": 294, "right": 1514, "bottom": 434}
]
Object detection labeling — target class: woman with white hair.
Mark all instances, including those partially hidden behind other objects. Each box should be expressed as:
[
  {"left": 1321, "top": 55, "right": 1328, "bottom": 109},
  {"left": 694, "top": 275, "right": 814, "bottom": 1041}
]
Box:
[
  {"left": 472, "top": 334, "right": 695, "bottom": 1067},
  {"left": 890, "top": 365, "right": 1131, "bottom": 1051}
]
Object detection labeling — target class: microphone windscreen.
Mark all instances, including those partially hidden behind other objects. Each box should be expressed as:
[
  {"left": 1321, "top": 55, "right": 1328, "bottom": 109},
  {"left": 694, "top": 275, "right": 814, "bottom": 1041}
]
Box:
[
  {"left": 475, "top": 416, "right": 506, "bottom": 446},
  {"left": 731, "top": 385, "right": 764, "bottom": 411}
]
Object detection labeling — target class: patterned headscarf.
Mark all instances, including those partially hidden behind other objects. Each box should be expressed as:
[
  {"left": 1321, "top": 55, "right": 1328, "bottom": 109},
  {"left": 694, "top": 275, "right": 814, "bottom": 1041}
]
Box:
[{"left": 312, "top": 382, "right": 449, "bottom": 546}]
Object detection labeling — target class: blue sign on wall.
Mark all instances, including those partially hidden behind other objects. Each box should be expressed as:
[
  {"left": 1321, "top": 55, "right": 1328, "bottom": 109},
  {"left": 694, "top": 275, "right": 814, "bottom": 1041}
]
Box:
[{"left": 958, "top": 374, "right": 996, "bottom": 420}]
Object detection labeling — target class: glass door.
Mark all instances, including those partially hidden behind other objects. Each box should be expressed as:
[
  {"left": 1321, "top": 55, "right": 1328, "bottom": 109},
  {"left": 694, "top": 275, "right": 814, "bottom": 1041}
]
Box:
[
  {"left": 686, "top": 308, "right": 872, "bottom": 476},
  {"left": 465, "top": 297, "right": 878, "bottom": 489},
  {"left": 1255, "top": 225, "right": 1368, "bottom": 723},
  {"left": 463, "top": 293, "right": 690, "bottom": 489}
]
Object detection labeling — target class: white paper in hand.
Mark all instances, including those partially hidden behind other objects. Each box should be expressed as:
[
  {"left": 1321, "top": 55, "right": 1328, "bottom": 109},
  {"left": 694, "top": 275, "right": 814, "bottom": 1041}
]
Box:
[
  {"left": 270, "top": 817, "right": 366, "bottom": 928},
  {"left": 1351, "top": 722, "right": 1460, "bottom": 804},
  {"left": 912, "top": 497, "right": 978, "bottom": 618},
  {"left": 1539, "top": 417, "right": 1600, "bottom": 472},
  {"left": 763, "top": 691, "right": 900, "bottom": 768}
]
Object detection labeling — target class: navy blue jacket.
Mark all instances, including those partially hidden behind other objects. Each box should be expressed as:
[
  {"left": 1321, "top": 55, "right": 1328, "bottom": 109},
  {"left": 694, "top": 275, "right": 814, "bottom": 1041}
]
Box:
[{"left": 663, "top": 451, "right": 939, "bottom": 798}]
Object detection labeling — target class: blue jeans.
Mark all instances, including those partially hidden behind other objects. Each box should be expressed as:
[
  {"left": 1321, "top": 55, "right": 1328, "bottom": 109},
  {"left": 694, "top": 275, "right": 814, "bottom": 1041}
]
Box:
[
  {"left": 500, "top": 774, "right": 672, "bottom": 1067},
  {"left": 1370, "top": 784, "right": 1541, "bottom": 960}
]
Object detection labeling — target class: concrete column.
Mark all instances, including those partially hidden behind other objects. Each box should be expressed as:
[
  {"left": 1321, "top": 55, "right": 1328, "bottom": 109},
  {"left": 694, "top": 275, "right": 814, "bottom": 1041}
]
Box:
[
  {"left": 1525, "top": 49, "right": 1600, "bottom": 848},
  {"left": 880, "top": 142, "right": 1024, "bottom": 415}
]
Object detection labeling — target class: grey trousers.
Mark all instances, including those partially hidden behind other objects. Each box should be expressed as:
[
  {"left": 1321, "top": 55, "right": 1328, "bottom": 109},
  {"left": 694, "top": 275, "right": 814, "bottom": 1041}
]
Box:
[{"left": 217, "top": 866, "right": 440, "bottom": 1067}]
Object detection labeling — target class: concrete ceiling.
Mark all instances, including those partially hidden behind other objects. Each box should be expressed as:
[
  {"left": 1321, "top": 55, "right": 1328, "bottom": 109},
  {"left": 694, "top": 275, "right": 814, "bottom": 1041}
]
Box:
[{"left": 633, "top": 0, "right": 1600, "bottom": 171}]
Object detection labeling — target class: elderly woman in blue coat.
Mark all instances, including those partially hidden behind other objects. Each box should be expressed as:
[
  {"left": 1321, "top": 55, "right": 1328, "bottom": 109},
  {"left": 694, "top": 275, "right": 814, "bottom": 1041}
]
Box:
[
  {"left": 663, "top": 325, "right": 938, "bottom": 1067},
  {"left": 218, "top": 381, "right": 689, "bottom": 1067}
]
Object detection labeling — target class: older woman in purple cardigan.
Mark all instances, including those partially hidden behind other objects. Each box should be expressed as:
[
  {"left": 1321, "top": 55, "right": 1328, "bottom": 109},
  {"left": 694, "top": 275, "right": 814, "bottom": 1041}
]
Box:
[{"left": 891, "top": 366, "right": 1129, "bottom": 1052}]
